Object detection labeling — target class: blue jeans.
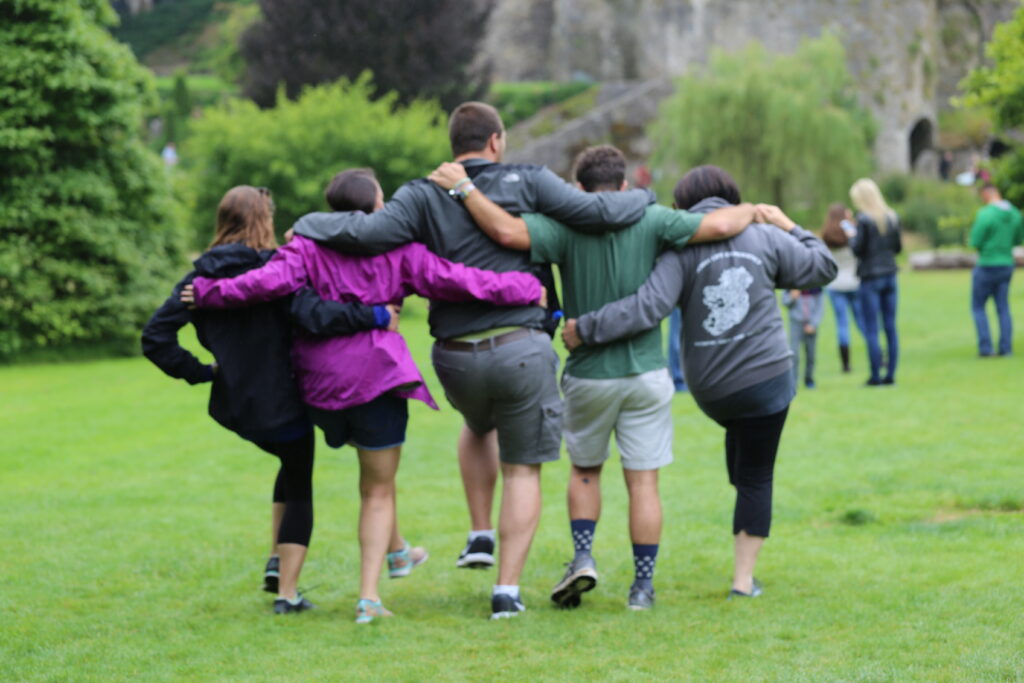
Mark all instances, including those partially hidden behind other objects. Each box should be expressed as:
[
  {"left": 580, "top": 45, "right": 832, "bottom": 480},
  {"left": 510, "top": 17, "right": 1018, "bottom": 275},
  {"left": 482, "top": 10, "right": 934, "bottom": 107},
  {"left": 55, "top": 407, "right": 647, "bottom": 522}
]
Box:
[
  {"left": 667, "top": 308, "right": 686, "bottom": 391},
  {"left": 858, "top": 274, "right": 898, "bottom": 381},
  {"left": 827, "top": 289, "right": 864, "bottom": 347},
  {"left": 971, "top": 265, "right": 1014, "bottom": 356}
]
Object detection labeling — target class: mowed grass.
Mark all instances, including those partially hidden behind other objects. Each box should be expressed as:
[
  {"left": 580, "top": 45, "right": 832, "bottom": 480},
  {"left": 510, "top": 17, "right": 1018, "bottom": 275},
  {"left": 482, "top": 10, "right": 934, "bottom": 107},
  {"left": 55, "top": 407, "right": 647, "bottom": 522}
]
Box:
[{"left": 2, "top": 268, "right": 1022, "bottom": 681}]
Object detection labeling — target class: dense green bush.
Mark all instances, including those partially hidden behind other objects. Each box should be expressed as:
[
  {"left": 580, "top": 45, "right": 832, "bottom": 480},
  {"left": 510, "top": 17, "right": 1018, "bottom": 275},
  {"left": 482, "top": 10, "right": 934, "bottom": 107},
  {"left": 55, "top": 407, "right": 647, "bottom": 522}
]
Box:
[
  {"left": 0, "top": 0, "right": 187, "bottom": 360},
  {"left": 183, "top": 74, "right": 448, "bottom": 245},
  {"left": 649, "top": 34, "right": 876, "bottom": 228},
  {"left": 488, "top": 81, "right": 595, "bottom": 128},
  {"left": 881, "top": 175, "right": 978, "bottom": 247}
]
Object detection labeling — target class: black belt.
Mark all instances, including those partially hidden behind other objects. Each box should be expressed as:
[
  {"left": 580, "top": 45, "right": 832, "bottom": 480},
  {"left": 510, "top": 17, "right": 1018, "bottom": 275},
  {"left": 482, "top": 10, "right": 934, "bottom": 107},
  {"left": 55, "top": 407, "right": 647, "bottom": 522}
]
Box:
[{"left": 437, "top": 327, "right": 536, "bottom": 352}]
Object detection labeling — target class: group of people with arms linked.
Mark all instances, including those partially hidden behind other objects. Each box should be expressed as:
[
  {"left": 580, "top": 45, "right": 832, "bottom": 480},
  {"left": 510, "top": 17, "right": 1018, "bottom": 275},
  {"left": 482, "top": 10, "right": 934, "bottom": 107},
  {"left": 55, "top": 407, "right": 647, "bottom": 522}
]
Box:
[{"left": 150, "top": 99, "right": 944, "bottom": 624}]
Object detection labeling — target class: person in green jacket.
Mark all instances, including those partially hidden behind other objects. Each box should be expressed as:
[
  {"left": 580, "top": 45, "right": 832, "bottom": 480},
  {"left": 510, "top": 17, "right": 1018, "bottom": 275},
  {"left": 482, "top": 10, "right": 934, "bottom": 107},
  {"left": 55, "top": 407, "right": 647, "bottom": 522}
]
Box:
[{"left": 969, "top": 183, "right": 1023, "bottom": 357}]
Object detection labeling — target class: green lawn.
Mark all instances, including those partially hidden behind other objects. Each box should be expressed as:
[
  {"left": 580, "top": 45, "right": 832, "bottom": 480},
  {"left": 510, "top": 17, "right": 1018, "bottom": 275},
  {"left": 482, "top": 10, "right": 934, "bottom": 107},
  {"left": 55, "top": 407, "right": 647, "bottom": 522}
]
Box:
[{"left": 2, "top": 268, "right": 1022, "bottom": 681}]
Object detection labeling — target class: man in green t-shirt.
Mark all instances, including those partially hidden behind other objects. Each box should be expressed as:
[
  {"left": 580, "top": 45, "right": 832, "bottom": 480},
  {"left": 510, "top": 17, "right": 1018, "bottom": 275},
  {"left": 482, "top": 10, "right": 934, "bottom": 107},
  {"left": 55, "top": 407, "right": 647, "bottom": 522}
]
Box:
[
  {"left": 969, "top": 183, "right": 1023, "bottom": 356},
  {"left": 429, "top": 146, "right": 754, "bottom": 610}
]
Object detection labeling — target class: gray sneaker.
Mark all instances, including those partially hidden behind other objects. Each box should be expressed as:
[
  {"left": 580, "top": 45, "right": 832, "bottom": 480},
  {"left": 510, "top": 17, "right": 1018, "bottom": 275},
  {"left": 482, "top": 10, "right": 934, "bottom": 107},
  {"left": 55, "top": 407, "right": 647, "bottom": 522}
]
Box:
[
  {"left": 728, "top": 578, "right": 763, "bottom": 599},
  {"left": 627, "top": 583, "right": 655, "bottom": 610},
  {"left": 550, "top": 554, "right": 598, "bottom": 609}
]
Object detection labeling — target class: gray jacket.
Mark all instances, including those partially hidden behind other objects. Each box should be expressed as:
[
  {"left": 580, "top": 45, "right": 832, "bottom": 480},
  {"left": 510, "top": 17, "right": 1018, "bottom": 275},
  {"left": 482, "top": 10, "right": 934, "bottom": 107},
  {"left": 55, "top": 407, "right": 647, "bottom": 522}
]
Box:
[
  {"left": 293, "top": 158, "right": 654, "bottom": 340},
  {"left": 577, "top": 197, "right": 837, "bottom": 403}
]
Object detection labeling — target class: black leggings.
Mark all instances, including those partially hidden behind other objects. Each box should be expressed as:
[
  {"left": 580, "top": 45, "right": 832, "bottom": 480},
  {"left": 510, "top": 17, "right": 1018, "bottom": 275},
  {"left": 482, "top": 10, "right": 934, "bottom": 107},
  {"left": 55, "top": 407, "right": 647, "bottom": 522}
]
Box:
[
  {"left": 720, "top": 406, "right": 789, "bottom": 538},
  {"left": 258, "top": 430, "right": 315, "bottom": 547}
]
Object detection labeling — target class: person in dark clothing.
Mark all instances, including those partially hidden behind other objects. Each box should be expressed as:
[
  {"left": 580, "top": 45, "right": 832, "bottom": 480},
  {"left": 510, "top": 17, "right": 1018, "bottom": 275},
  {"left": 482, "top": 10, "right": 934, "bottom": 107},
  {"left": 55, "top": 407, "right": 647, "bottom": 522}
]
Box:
[
  {"left": 290, "top": 102, "right": 751, "bottom": 619},
  {"left": 562, "top": 165, "right": 837, "bottom": 599},
  {"left": 849, "top": 178, "right": 902, "bottom": 386},
  {"left": 142, "top": 185, "right": 393, "bottom": 615}
]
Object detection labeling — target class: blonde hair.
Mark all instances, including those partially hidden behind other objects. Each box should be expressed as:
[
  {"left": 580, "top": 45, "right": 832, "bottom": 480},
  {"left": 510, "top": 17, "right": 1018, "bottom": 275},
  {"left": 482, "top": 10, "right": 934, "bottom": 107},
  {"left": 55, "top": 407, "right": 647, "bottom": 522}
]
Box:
[
  {"left": 210, "top": 186, "right": 277, "bottom": 251},
  {"left": 849, "top": 178, "right": 895, "bottom": 235}
]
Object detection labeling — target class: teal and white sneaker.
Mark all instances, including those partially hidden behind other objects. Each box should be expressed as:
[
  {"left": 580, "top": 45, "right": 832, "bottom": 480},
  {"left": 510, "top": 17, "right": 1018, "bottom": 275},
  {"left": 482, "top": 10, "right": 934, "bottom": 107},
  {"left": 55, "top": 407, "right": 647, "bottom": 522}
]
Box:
[
  {"left": 355, "top": 598, "right": 393, "bottom": 624},
  {"left": 388, "top": 541, "right": 429, "bottom": 579}
]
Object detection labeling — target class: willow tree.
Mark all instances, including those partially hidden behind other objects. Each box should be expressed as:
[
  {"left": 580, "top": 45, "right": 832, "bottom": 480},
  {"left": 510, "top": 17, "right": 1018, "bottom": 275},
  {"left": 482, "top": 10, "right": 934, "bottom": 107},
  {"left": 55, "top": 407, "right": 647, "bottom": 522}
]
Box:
[
  {"left": 0, "top": 0, "right": 185, "bottom": 359},
  {"left": 650, "top": 34, "right": 875, "bottom": 224}
]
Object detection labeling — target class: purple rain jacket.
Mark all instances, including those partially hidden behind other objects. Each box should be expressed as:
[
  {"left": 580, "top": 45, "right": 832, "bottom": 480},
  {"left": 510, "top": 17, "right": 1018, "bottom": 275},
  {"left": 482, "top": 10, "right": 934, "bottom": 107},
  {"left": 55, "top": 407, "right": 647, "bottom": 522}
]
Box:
[{"left": 191, "top": 235, "right": 542, "bottom": 411}]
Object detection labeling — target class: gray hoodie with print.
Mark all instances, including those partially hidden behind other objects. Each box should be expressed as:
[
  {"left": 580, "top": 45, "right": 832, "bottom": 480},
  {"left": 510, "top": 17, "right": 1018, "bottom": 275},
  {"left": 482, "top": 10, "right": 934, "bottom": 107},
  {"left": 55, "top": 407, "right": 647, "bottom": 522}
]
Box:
[{"left": 576, "top": 197, "right": 837, "bottom": 404}]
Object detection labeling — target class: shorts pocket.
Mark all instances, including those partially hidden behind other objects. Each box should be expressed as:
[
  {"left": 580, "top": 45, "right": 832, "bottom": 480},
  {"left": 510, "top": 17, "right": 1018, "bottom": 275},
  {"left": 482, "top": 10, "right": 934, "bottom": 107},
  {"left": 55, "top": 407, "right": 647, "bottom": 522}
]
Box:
[{"left": 537, "top": 398, "right": 564, "bottom": 459}]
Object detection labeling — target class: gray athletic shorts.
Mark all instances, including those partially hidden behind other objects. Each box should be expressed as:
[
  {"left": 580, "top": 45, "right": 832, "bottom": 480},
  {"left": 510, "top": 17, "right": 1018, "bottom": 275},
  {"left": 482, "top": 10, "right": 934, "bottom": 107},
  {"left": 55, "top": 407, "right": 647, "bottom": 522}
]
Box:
[
  {"left": 561, "top": 368, "right": 674, "bottom": 471},
  {"left": 431, "top": 328, "right": 562, "bottom": 465}
]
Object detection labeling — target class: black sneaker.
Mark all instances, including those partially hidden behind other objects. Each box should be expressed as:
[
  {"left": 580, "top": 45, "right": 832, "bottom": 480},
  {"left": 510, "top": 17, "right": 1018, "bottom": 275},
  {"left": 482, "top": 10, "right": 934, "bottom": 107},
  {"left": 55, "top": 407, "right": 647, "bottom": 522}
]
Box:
[
  {"left": 273, "top": 594, "right": 316, "bottom": 615},
  {"left": 490, "top": 592, "right": 525, "bottom": 620},
  {"left": 262, "top": 556, "right": 280, "bottom": 594},
  {"left": 550, "top": 554, "right": 598, "bottom": 609},
  {"left": 728, "top": 578, "right": 763, "bottom": 600},
  {"left": 456, "top": 535, "right": 495, "bottom": 569}
]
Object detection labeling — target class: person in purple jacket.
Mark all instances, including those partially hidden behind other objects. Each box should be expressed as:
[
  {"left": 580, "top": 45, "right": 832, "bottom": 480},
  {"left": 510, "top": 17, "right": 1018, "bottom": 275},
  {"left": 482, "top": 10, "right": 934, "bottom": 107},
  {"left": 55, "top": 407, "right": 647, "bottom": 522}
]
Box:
[{"left": 183, "top": 170, "right": 546, "bottom": 624}]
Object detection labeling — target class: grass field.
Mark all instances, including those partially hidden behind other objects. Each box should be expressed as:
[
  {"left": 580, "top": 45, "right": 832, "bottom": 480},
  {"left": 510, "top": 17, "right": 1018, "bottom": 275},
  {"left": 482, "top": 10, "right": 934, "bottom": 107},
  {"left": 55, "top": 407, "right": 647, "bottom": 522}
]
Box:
[{"left": 2, "top": 268, "right": 1022, "bottom": 681}]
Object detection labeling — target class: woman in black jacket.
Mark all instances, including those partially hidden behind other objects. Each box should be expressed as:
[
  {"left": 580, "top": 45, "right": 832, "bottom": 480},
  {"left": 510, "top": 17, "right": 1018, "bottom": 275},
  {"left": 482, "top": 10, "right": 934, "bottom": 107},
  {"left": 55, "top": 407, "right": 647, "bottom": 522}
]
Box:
[
  {"left": 142, "top": 186, "right": 390, "bottom": 614},
  {"left": 849, "top": 178, "right": 902, "bottom": 386}
]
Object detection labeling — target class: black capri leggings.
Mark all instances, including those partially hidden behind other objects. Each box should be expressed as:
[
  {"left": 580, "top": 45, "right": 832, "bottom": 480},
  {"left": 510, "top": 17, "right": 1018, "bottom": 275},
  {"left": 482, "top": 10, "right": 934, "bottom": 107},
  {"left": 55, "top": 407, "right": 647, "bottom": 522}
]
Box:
[
  {"left": 720, "top": 406, "right": 789, "bottom": 538},
  {"left": 257, "top": 430, "right": 315, "bottom": 547}
]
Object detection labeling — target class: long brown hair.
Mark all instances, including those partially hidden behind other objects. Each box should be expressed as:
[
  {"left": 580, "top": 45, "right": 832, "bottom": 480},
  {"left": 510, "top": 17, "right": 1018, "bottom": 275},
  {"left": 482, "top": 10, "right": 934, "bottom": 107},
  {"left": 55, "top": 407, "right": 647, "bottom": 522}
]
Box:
[
  {"left": 210, "top": 185, "right": 277, "bottom": 250},
  {"left": 821, "top": 203, "right": 849, "bottom": 247}
]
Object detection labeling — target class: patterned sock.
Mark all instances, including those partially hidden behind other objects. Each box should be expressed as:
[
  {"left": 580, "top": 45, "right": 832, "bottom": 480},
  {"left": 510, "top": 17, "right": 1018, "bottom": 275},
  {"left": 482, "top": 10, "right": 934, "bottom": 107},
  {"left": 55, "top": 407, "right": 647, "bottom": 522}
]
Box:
[
  {"left": 632, "top": 543, "right": 659, "bottom": 585},
  {"left": 570, "top": 519, "right": 597, "bottom": 556}
]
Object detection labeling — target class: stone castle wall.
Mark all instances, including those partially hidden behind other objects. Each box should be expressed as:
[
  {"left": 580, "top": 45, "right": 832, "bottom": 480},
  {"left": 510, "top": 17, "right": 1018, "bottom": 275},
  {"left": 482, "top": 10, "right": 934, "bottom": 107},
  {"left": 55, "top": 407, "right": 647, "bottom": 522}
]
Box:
[{"left": 485, "top": 0, "right": 1019, "bottom": 173}]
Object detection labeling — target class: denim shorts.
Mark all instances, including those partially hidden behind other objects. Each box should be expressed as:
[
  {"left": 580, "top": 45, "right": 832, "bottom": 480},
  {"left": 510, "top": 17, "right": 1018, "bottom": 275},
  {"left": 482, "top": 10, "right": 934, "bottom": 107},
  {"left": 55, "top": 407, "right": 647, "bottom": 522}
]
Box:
[{"left": 307, "top": 393, "right": 408, "bottom": 450}]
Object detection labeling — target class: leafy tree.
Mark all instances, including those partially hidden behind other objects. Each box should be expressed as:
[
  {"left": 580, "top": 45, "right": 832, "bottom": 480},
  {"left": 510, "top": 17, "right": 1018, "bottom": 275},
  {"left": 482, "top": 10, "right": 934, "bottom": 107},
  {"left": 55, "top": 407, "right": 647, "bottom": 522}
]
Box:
[
  {"left": 0, "top": 0, "right": 186, "bottom": 360},
  {"left": 240, "top": 0, "right": 494, "bottom": 110},
  {"left": 649, "top": 34, "right": 876, "bottom": 226},
  {"left": 183, "top": 74, "right": 448, "bottom": 245},
  {"left": 962, "top": 3, "right": 1024, "bottom": 207}
]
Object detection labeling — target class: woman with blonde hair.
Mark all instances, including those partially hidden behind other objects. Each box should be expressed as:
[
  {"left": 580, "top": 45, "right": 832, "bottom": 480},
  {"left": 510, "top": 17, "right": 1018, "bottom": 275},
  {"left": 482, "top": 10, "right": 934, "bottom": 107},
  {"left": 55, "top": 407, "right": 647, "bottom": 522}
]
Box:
[
  {"left": 849, "top": 178, "right": 902, "bottom": 386},
  {"left": 143, "top": 185, "right": 390, "bottom": 615}
]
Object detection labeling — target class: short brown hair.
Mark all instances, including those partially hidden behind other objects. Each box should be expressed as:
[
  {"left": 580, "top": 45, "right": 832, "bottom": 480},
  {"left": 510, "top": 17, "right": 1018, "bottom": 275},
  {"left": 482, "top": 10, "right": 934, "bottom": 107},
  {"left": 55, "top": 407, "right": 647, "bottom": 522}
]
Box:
[
  {"left": 210, "top": 186, "right": 277, "bottom": 251},
  {"left": 821, "top": 203, "right": 850, "bottom": 248},
  {"left": 673, "top": 165, "right": 742, "bottom": 209},
  {"left": 573, "top": 145, "right": 626, "bottom": 192},
  {"left": 448, "top": 101, "right": 504, "bottom": 157},
  {"left": 325, "top": 168, "right": 378, "bottom": 212}
]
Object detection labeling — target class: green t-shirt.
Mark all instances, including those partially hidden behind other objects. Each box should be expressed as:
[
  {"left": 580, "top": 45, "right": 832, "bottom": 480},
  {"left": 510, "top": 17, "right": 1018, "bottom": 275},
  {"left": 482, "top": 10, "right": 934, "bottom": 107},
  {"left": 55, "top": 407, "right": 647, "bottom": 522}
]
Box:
[
  {"left": 526, "top": 204, "right": 702, "bottom": 379},
  {"left": 970, "top": 201, "right": 1024, "bottom": 267}
]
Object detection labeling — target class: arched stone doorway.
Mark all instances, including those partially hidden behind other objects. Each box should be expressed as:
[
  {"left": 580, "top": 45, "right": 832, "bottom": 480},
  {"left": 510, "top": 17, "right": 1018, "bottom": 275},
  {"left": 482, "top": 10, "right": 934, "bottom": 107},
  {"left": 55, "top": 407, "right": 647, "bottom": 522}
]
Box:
[{"left": 909, "top": 118, "right": 934, "bottom": 170}]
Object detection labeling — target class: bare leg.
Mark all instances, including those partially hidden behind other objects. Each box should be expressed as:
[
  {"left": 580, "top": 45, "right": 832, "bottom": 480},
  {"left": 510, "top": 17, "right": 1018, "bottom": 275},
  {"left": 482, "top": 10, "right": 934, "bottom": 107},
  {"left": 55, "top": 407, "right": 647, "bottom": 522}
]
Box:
[
  {"left": 567, "top": 464, "right": 603, "bottom": 522},
  {"left": 357, "top": 446, "right": 401, "bottom": 602},
  {"left": 732, "top": 530, "right": 765, "bottom": 594},
  {"left": 496, "top": 462, "right": 542, "bottom": 586},
  {"left": 459, "top": 426, "right": 498, "bottom": 531},
  {"left": 622, "top": 468, "right": 662, "bottom": 545},
  {"left": 270, "top": 502, "right": 285, "bottom": 556},
  {"left": 276, "top": 543, "right": 307, "bottom": 599}
]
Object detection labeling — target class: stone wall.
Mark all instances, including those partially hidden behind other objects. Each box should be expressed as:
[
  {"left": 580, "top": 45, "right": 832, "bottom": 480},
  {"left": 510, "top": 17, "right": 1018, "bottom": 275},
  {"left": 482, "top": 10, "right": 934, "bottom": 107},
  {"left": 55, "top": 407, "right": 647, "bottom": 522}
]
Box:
[{"left": 485, "top": 0, "right": 1019, "bottom": 173}]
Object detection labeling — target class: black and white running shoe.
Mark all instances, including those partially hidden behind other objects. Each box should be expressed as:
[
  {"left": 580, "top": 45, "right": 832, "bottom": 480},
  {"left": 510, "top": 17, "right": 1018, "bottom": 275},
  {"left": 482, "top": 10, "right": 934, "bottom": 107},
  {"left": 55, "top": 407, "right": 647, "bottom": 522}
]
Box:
[
  {"left": 456, "top": 536, "right": 495, "bottom": 569},
  {"left": 273, "top": 593, "right": 316, "bottom": 615},
  {"left": 262, "top": 556, "right": 280, "bottom": 594},
  {"left": 490, "top": 593, "right": 525, "bottom": 620}
]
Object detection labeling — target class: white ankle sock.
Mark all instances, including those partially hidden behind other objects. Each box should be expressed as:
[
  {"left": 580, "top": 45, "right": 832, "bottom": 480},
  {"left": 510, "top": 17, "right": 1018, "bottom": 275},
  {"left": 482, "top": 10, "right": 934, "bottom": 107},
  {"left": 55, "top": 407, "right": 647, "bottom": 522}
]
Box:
[
  {"left": 469, "top": 529, "right": 495, "bottom": 542},
  {"left": 493, "top": 584, "right": 519, "bottom": 598}
]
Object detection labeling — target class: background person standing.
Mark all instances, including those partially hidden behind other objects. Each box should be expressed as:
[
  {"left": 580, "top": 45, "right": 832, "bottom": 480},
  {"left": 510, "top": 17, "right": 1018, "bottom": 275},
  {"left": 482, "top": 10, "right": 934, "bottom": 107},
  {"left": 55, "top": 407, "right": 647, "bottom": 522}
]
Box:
[{"left": 969, "top": 183, "right": 1023, "bottom": 357}]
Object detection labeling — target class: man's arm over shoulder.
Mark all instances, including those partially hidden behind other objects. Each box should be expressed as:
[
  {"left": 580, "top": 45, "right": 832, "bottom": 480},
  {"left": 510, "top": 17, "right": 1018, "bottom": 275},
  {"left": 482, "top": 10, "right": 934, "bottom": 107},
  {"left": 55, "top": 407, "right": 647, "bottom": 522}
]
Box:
[
  {"left": 688, "top": 203, "right": 756, "bottom": 243},
  {"left": 576, "top": 251, "right": 685, "bottom": 346},
  {"left": 531, "top": 167, "right": 654, "bottom": 233},
  {"left": 291, "top": 184, "right": 423, "bottom": 255}
]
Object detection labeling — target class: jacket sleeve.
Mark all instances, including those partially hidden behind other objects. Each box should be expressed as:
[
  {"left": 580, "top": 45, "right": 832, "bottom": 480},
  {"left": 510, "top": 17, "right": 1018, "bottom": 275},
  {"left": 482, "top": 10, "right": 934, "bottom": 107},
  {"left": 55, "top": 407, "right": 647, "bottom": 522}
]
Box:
[
  {"left": 290, "top": 184, "right": 422, "bottom": 254},
  {"left": 888, "top": 214, "right": 903, "bottom": 255},
  {"left": 400, "top": 243, "right": 542, "bottom": 305},
  {"left": 530, "top": 167, "right": 654, "bottom": 234},
  {"left": 576, "top": 251, "right": 684, "bottom": 345},
  {"left": 141, "top": 272, "right": 213, "bottom": 385},
  {"left": 289, "top": 288, "right": 381, "bottom": 336},
  {"left": 193, "top": 242, "right": 309, "bottom": 308},
  {"left": 850, "top": 215, "right": 869, "bottom": 258},
  {"left": 773, "top": 226, "right": 839, "bottom": 290}
]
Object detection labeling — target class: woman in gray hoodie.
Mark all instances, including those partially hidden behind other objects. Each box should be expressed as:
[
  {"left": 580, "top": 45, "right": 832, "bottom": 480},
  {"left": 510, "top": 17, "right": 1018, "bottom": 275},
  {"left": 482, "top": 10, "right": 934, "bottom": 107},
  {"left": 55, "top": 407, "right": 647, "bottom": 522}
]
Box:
[{"left": 563, "top": 166, "right": 836, "bottom": 599}]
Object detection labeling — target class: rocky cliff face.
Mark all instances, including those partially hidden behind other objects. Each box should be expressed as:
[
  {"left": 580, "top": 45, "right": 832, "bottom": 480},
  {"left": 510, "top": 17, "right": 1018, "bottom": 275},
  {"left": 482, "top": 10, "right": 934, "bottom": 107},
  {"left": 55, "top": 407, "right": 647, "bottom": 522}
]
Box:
[{"left": 485, "top": 0, "right": 1019, "bottom": 173}]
